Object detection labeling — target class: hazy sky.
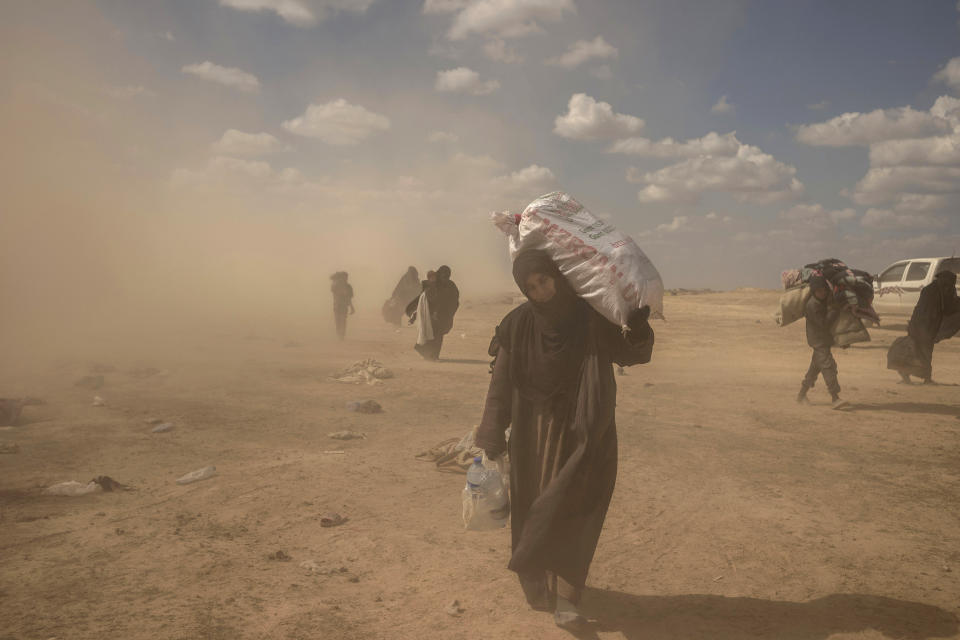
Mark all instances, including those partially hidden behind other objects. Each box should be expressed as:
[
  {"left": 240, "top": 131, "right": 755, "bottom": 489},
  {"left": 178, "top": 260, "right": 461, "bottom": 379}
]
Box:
[{"left": 3, "top": 0, "right": 960, "bottom": 329}]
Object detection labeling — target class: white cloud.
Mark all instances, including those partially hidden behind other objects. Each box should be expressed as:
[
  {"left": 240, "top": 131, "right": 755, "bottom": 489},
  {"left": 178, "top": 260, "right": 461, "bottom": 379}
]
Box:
[
  {"left": 553, "top": 93, "right": 645, "bottom": 141},
  {"left": 868, "top": 133, "right": 960, "bottom": 167},
  {"left": 211, "top": 129, "right": 287, "bottom": 156},
  {"left": 657, "top": 216, "right": 689, "bottom": 233},
  {"left": 491, "top": 164, "right": 557, "bottom": 194},
  {"left": 860, "top": 208, "right": 946, "bottom": 230},
  {"left": 854, "top": 166, "right": 960, "bottom": 204},
  {"left": 608, "top": 131, "right": 741, "bottom": 157},
  {"left": 546, "top": 36, "right": 617, "bottom": 69},
  {"left": 218, "top": 0, "right": 377, "bottom": 26},
  {"left": 423, "top": 0, "right": 470, "bottom": 13},
  {"left": 631, "top": 143, "right": 803, "bottom": 204},
  {"left": 435, "top": 67, "right": 500, "bottom": 95},
  {"left": 710, "top": 95, "right": 734, "bottom": 114},
  {"left": 451, "top": 151, "right": 504, "bottom": 172},
  {"left": 932, "top": 57, "right": 960, "bottom": 91},
  {"left": 181, "top": 61, "right": 260, "bottom": 93},
  {"left": 779, "top": 203, "right": 857, "bottom": 230},
  {"left": 106, "top": 84, "right": 155, "bottom": 99},
  {"left": 795, "top": 106, "right": 951, "bottom": 146},
  {"left": 483, "top": 39, "right": 523, "bottom": 63},
  {"left": 218, "top": 0, "right": 316, "bottom": 26},
  {"left": 428, "top": 130, "right": 459, "bottom": 143},
  {"left": 446, "top": 0, "right": 575, "bottom": 40},
  {"left": 281, "top": 99, "right": 391, "bottom": 145}
]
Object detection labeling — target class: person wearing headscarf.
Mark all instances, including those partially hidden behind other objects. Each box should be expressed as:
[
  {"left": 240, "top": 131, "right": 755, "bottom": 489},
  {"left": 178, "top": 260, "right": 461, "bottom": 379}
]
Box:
[
  {"left": 895, "top": 270, "right": 959, "bottom": 384},
  {"left": 410, "top": 265, "right": 459, "bottom": 360},
  {"left": 329, "top": 271, "right": 354, "bottom": 340},
  {"left": 382, "top": 266, "right": 421, "bottom": 326},
  {"left": 474, "top": 249, "right": 654, "bottom": 630},
  {"left": 797, "top": 275, "right": 846, "bottom": 407}
]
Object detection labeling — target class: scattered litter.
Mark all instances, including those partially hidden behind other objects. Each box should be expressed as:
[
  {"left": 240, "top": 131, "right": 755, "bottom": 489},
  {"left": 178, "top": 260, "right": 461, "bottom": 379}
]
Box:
[
  {"left": 0, "top": 443, "right": 20, "bottom": 454},
  {"left": 176, "top": 465, "right": 217, "bottom": 485},
  {"left": 75, "top": 375, "right": 104, "bottom": 390},
  {"left": 446, "top": 599, "right": 465, "bottom": 616},
  {"left": 348, "top": 575, "right": 360, "bottom": 583},
  {"left": 151, "top": 422, "right": 175, "bottom": 433},
  {"left": 346, "top": 400, "right": 382, "bottom": 414},
  {"left": 713, "top": 575, "right": 724, "bottom": 582},
  {"left": 460, "top": 333, "right": 467, "bottom": 339},
  {"left": 644, "top": 382, "right": 655, "bottom": 388},
  {"left": 300, "top": 560, "right": 323, "bottom": 574},
  {"left": 320, "top": 513, "right": 347, "bottom": 528},
  {"left": 416, "top": 426, "right": 486, "bottom": 471},
  {"left": 268, "top": 550, "right": 292, "bottom": 561},
  {"left": 144, "top": 417, "right": 164, "bottom": 425},
  {"left": 44, "top": 481, "right": 101, "bottom": 496},
  {"left": 93, "top": 475, "right": 131, "bottom": 491},
  {"left": 92, "top": 396, "right": 106, "bottom": 407},
  {"left": 331, "top": 359, "right": 394, "bottom": 385},
  {"left": 329, "top": 430, "right": 366, "bottom": 440},
  {"left": 322, "top": 450, "right": 346, "bottom": 455}
]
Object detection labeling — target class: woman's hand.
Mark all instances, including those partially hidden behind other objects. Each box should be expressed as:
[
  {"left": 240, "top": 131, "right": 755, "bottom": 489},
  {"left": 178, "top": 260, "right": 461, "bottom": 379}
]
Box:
[{"left": 627, "top": 305, "right": 652, "bottom": 341}]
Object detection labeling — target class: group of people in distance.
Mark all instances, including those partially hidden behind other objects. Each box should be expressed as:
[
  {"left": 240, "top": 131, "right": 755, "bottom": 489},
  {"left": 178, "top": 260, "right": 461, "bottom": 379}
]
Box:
[
  {"left": 799, "top": 268, "right": 959, "bottom": 409},
  {"left": 328, "top": 253, "right": 957, "bottom": 631},
  {"left": 328, "top": 265, "right": 461, "bottom": 361}
]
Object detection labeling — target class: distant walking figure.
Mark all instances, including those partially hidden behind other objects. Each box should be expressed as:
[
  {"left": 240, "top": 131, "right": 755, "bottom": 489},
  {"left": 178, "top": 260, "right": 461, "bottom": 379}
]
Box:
[
  {"left": 890, "top": 270, "right": 959, "bottom": 384},
  {"left": 330, "top": 271, "right": 355, "bottom": 340},
  {"left": 407, "top": 266, "right": 459, "bottom": 360},
  {"left": 797, "top": 276, "right": 846, "bottom": 408}
]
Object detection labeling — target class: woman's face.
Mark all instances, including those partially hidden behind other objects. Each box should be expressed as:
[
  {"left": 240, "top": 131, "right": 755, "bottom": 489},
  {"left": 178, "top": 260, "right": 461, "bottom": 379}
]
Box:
[{"left": 525, "top": 272, "right": 557, "bottom": 303}]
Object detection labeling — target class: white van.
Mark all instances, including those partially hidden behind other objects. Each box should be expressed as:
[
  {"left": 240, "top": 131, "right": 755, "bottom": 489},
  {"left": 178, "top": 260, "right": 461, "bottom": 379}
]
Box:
[{"left": 873, "top": 256, "right": 960, "bottom": 315}]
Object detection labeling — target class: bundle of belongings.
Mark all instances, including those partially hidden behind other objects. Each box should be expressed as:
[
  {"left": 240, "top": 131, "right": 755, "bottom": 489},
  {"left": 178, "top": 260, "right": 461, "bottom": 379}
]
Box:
[
  {"left": 777, "top": 258, "right": 878, "bottom": 347},
  {"left": 416, "top": 426, "right": 492, "bottom": 472}
]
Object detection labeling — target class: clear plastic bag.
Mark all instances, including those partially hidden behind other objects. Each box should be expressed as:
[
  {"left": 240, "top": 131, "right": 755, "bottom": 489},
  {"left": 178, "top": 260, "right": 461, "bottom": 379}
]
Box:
[{"left": 461, "top": 457, "right": 509, "bottom": 531}]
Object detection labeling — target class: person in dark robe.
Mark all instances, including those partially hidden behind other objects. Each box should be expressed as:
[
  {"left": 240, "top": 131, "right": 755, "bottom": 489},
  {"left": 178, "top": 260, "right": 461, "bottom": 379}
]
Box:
[
  {"left": 330, "top": 271, "right": 354, "bottom": 340},
  {"left": 405, "top": 270, "right": 437, "bottom": 322},
  {"left": 382, "top": 266, "right": 420, "bottom": 326},
  {"left": 474, "top": 249, "right": 654, "bottom": 630},
  {"left": 797, "top": 276, "right": 847, "bottom": 408},
  {"left": 409, "top": 265, "right": 459, "bottom": 360},
  {"left": 895, "top": 270, "right": 959, "bottom": 384}
]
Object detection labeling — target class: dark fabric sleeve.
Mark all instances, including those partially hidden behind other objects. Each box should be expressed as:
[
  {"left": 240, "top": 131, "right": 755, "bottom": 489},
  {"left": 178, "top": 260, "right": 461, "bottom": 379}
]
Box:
[
  {"left": 805, "top": 298, "right": 827, "bottom": 331},
  {"left": 597, "top": 313, "right": 654, "bottom": 367},
  {"left": 475, "top": 345, "right": 512, "bottom": 456},
  {"left": 405, "top": 294, "right": 420, "bottom": 317}
]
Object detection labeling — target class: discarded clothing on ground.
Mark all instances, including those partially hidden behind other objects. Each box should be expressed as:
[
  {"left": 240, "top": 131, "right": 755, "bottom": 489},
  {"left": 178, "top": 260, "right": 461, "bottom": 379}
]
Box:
[{"left": 330, "top": 359, "right": 394, "bottom": 385}]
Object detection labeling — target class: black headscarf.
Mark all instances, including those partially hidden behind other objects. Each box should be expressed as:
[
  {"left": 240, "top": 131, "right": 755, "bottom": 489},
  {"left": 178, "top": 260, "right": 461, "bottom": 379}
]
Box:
[{"left": 506, "top": 250, "right": 589, "bottom": 401}]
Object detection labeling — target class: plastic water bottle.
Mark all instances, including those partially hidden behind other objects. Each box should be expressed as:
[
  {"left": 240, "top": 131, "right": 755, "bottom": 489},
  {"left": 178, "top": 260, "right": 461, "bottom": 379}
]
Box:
[
  {"left": 462, "top": 457, "right": 508, "bottom": 530},
  {"left": 466, "top": 457, "right": 486, "bottom": 490}
]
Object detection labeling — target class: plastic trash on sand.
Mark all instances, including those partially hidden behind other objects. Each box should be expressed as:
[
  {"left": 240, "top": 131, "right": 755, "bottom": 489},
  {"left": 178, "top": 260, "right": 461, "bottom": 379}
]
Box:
[
  {"left": 493, "top": 191, "right": 664, "bottom": 329},
  {"left": 176, "top": 465, "right": 217, "bottom": 485},
  {"left": 44, "top": 480, "right": 102, "bottom": 496}
]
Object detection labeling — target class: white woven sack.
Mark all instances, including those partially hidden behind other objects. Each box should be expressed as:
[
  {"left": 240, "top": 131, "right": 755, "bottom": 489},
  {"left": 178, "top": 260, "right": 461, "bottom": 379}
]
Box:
[{"left": 493, "top": 191, "right": 664, "bottom": 329}]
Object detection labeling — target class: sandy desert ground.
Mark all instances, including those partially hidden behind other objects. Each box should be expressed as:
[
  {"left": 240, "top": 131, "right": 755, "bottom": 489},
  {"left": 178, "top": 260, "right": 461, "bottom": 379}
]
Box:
[{"left": 1, "top": 289, "right": 959, "bottom": 640}]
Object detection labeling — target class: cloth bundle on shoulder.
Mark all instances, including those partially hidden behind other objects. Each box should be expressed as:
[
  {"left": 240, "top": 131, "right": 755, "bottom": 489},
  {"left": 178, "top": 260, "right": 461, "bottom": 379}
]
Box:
[
  {"left": 776, "top": 284, "right": 870, "bottom": 346},
  {"left": 492, "top": 191, "right": 664, "bottom": 330}
]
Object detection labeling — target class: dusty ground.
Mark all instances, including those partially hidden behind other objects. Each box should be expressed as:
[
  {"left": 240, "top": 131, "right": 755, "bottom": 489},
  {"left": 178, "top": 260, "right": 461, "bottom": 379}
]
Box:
[{"left": 1, "top": 290, "right": 959, "bottom": 640}]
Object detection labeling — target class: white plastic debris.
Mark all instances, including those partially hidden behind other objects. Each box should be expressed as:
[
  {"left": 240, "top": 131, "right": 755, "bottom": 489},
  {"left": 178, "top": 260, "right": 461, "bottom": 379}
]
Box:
[
  {"left": 176, "top": 465, "right": 216, "bottom": 485},
  {"left": 92, "top": 396, "right": 106, "bottom": 407},
  {"left": 493, "top": 191, "right": 664, "bottom": 328},
  {"left": 151, "top": 422, "right": 174, "bottom": 433},
  {"left": 43, "top": 480, "right": 102, "bottom": 496}
]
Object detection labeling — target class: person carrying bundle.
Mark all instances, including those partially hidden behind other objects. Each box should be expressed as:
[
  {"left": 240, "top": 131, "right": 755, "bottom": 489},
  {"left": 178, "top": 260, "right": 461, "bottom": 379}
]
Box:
[
  {"left": 797, "top": 276, "right": 848, "bottom": 408},
  {"left": 475, "top": 249, "right": 654, "bottom": 630}
]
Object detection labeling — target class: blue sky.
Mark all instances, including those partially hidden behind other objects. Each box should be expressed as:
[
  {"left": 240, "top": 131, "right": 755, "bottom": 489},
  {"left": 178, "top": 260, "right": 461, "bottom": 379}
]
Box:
[{"left": 3, "top": 0, "right": 960, "bottom": 308}]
